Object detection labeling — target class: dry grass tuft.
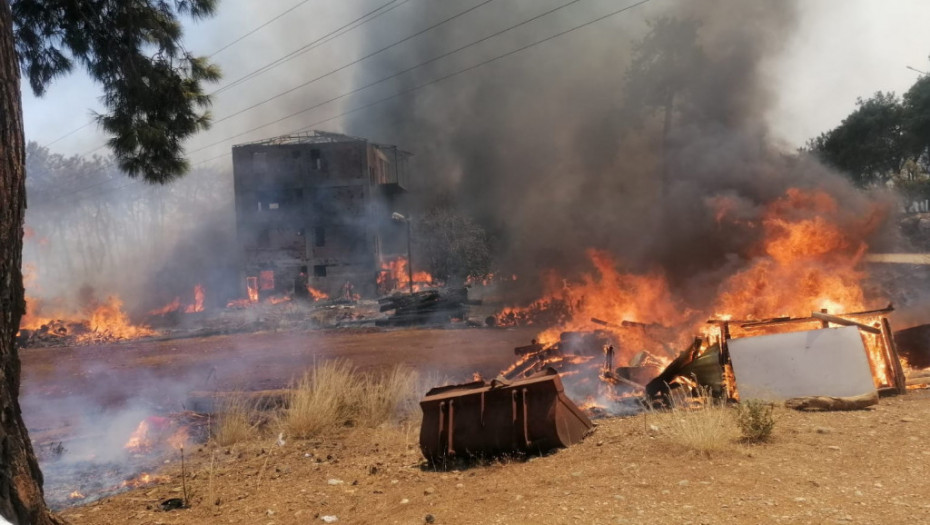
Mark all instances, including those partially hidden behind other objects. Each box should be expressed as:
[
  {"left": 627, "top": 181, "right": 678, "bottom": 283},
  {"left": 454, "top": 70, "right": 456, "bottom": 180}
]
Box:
[
  {"left": 282, "top": 360, "right": 420, "bottom": 439},
  {"left": 212, "top": 395, "right": 260, "bottom": 446},
  {"left": 283, "top": 359, "right": 362, "bottom": 438},
  {"left": 651, "top": 392, "right": 739, "bottom": 456},
  {"left": 356, "top": 365, "right": 420, "bottom": 428}
]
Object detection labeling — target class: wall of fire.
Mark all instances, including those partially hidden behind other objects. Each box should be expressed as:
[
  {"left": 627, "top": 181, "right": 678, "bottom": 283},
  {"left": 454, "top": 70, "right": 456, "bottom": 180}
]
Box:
[{"left": 231, "top": 134, "right": 410, "bottom": 301}]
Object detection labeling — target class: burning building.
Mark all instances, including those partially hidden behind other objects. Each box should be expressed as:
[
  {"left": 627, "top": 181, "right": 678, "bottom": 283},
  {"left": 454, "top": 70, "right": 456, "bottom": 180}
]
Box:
[{"left": 232, "top": 131, "right": 411, "bottom": 300}]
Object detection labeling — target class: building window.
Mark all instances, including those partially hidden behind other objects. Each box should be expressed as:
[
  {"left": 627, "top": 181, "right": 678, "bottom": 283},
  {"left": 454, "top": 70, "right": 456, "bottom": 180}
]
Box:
[
  {"left": 314, "top": 226, "right": 325, "bottom": 247},
  {"left": 313, "top": 265, "right": 327, "bottom": 277}
]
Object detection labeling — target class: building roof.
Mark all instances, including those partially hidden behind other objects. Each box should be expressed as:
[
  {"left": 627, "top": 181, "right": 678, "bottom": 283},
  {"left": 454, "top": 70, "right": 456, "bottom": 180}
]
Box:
[{"left": 233, "top": 130, "right": 406, "bottom": 152}]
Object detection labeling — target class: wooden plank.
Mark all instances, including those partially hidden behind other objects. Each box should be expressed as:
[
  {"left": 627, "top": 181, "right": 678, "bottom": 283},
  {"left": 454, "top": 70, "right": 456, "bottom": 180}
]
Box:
[
  {"left": 785, "top": 391, "right": 878, "bottom": 411},
  {"left": 810, "top": 312, "right": 881, "bottom": 334},
  {"left": 881, "top": 317, "right": 908, "bottom": 394}
]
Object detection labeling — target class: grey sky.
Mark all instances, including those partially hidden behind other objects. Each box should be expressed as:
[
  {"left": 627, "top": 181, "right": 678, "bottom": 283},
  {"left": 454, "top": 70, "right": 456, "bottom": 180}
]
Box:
[{"left": 20, "top": 0, "right": 930, "bottom": 161}]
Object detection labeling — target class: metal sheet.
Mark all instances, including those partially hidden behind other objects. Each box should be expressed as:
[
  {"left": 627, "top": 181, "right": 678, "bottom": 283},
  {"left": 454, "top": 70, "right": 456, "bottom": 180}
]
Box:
[
  {"left": 728, "top": 326, "right": 876, "bottom": 401},
  {"left": 419, "top": 368, "right": 593, "bottom": 463}
]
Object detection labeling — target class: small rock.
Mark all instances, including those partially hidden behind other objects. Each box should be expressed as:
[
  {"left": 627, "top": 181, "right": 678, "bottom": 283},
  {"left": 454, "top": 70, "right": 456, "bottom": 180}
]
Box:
[
  {"left": 901, "top": 417, "right": 916, "bottom": 423},
  {"left": 678, "top": 480, "right": 689, "bottom": 487},
  {"left": 321, "top": 516, "right": 338, "bottom": 523},
  {"left": 424, "top": 487, "right": 435, "bottom": 495},
  {"left": 266, "top": 509, "right": 275, "bottom": 516},
  {"left": 596, "top": 441, "right": 604, "bottom": 446},
  {"left": 400, "top": 498, "right": 410, "bottom": 505},
  {"left": 815, "top": 427, "right": 833, "bottom": 434},
  {"left": 425, "top": 515, "right": 435, "bottom": 524},
  {"left": 827, "top": 446, "right": 840, "bottom": 451},
  {"left": 327, "top": 479, "right": 344, "bottom": 486},
  {"left": 874, "top": 482, "right": 883, "bottom": 488},
  {"left": 455, "top": 483, "right": 464, "bottom": 489}
]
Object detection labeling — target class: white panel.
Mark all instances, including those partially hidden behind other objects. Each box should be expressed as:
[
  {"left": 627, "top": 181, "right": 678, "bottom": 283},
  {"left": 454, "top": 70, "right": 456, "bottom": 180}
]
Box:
[{"left": 728, "top": 326, "right": 876, "bottom": 401}]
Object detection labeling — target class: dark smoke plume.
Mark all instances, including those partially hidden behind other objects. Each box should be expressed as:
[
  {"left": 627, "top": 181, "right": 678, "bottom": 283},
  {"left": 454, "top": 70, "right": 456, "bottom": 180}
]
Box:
[{"left": 344, "top": 0, "right": 899, "bottom": 308}]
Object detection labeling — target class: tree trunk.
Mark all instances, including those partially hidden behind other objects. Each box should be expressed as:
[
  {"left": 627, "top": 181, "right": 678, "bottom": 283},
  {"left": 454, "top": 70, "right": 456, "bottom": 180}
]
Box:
[{"left": 0, "top": 3, "right": 62, "bottom": 524}]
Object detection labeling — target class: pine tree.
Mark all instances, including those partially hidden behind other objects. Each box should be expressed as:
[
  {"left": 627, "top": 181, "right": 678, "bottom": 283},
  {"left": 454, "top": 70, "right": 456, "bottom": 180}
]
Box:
[{"left": 0, "top": 2, "right": 218, "bottom": 522}]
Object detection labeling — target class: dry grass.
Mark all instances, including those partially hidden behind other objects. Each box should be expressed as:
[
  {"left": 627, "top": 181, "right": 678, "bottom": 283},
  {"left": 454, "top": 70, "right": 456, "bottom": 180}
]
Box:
[
  {"left": 356, "top": 365, "right": 420, "bottom": 427},
  {"left": 650, "top": 393, "right": 739, "bottom": 456},
  {"left": 281, "top": 360, "right": 421, "bottom": 439},
  {"left": 211, "top": 395, "right": 261, "bottom": 447}
]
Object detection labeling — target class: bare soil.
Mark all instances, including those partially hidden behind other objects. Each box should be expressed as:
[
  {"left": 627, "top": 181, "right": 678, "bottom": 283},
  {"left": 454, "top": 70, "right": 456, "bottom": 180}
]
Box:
[{"left": 19, "top": 327, "right": 930, "bottom": 525}]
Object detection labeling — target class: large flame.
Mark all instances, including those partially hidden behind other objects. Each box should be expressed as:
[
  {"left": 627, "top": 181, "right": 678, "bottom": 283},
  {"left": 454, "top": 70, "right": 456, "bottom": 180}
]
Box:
[
  {"left": 378, "top": 256, "right": 438, "bottom": 293},
  {"left": 21, "top": 295, "right": 154, "bottom": 344},
  {"left": 496, "top": 188, "right": 891, "bottom": 407},
  {"left": 712, "top": 188, "right": 876, "bottom": 319}
]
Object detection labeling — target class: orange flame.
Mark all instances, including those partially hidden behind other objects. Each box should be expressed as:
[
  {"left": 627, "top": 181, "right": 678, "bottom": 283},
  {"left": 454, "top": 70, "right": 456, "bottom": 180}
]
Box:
[
  {"left": 307, "top": 286, "right": 329, "bottom": 301},
  {"left": 121, "top": 472, "right": 169, "bottom": 488},
  {"left": 496, "top": 188, "right": 892, "bottom": 401},
  {"left": 183, "top": 284, "right": 205, "bottom": 313},
  {"left": 713, "top": 189, "right": 875, "bottom": 319},
  {"left": 77, "top": 297, "right": 154, "bottom": 343},
  {"left": 378, "top": 256, "right": 438, "bottom": 293}
]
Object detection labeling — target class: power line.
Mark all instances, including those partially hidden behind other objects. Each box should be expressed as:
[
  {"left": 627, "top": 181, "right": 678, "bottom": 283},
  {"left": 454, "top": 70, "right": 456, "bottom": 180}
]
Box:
[
  {"left": 43, "top": 121, "right": 94, "bottom": 148},
  {"left": 207, "top": 0, "right": 312, "bottom": 58},
  {"left": 191, "top": 0, "right": 582, "bottom": 153},
  {"left": 212, "top": 0, "right": 548, "bottom": 127},
  {"left": 65, "top": 0, "right": 412, "bottom": 156},
  {"left": 39, "top": 0, "right": 654, "bottom": 204},
  {"left": 212, "top": 0, "right": 412, "bottom": 96},
  {"left": 209, "top": 0, "right": 495, "bottom": 122},
  {"left": 191, "top": 0, "right": 652, "bottom": 162}
]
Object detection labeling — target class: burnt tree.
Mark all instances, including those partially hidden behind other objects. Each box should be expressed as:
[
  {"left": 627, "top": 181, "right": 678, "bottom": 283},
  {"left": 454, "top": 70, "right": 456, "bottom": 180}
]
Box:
[{"left": 0, "top": 1, "right": 218, "bottom": 523}]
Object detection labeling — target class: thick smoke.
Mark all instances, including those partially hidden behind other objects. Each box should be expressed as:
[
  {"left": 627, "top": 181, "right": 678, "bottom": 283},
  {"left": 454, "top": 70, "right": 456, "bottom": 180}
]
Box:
[{"left": 344, "top": 0, "right": 900, "bottom": 308}]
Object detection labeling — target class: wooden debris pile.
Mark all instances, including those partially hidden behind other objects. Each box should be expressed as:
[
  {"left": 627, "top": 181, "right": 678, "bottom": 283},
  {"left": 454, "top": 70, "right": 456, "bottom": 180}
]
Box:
[{"left": 376, "top": 287, "right": 478, "bottom": 326}]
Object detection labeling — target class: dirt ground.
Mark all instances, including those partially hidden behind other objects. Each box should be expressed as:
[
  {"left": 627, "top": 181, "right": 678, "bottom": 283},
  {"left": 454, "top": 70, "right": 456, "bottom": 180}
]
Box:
[{"left": 18, "top": 327, "right": 930, "bottom": 525}]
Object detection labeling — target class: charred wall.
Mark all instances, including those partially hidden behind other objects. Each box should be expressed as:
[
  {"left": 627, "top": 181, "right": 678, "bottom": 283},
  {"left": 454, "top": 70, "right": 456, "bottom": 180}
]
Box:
[{"left": 231, "top": 133, "right": 410, "bottom": 299}]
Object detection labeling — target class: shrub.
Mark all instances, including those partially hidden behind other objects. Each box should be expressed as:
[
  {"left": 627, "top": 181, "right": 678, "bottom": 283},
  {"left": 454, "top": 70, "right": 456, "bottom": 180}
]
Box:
[{"left": 735, "top": 399, "right": 775, "bottom": 443}]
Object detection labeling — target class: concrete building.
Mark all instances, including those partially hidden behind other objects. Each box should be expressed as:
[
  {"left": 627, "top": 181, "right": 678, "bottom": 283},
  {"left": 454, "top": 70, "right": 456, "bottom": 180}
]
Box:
[{"left": 231, "top": 131, "right": 410, "bottom": 300}]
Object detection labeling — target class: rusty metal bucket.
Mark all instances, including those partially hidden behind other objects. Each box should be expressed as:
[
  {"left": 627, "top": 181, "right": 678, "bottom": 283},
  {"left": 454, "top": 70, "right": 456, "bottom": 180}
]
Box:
[{"left": 419, "top": 367, "right": 593, "bottom": 463}]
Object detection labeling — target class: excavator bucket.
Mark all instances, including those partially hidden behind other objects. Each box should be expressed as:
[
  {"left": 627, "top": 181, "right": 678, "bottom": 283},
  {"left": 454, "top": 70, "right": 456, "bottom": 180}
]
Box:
[{"left": 419, "top": 367, "right": 593, "bottom": 463}]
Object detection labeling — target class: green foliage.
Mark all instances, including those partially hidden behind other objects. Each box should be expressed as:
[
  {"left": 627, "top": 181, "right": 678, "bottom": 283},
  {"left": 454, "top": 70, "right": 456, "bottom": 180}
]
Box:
[
  {"left": 807, "top": 66, "right": 930, "bottom": 189},
  {"left": 12, "top": 0, "right": 220, "bottom": 183},
  {"left": 734, "top": 399, "right": 775, "bottom": 443},
  {"left": 807, "top": 92, "right": 906, "bottom": 187},
  {"left": 903, "top": 75, "right": 930, "bottom": 158}
]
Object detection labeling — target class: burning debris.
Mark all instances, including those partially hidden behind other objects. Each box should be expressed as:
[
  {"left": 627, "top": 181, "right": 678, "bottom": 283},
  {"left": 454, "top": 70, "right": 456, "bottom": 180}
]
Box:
[
  {"left": 377, "top": 287, "right": 478, "bottom": 327},
  {"left": 378, "top": 256, "right": 439, "bottom": 294},
  {"left": 36, "top": 410, "right": 208, "bottom": 510},
  {"left": 18, "top": 295, "right": 155, "bottom": 347}
]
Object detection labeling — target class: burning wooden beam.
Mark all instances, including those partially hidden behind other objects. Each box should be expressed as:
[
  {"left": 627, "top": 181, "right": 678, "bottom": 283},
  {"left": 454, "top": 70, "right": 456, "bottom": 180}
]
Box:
[
  {"left": 810, "top": 311, "right": 881, "bottom": 334},
  {"left": 864, "top": 253, "right": 930, "bottom": 265}
]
